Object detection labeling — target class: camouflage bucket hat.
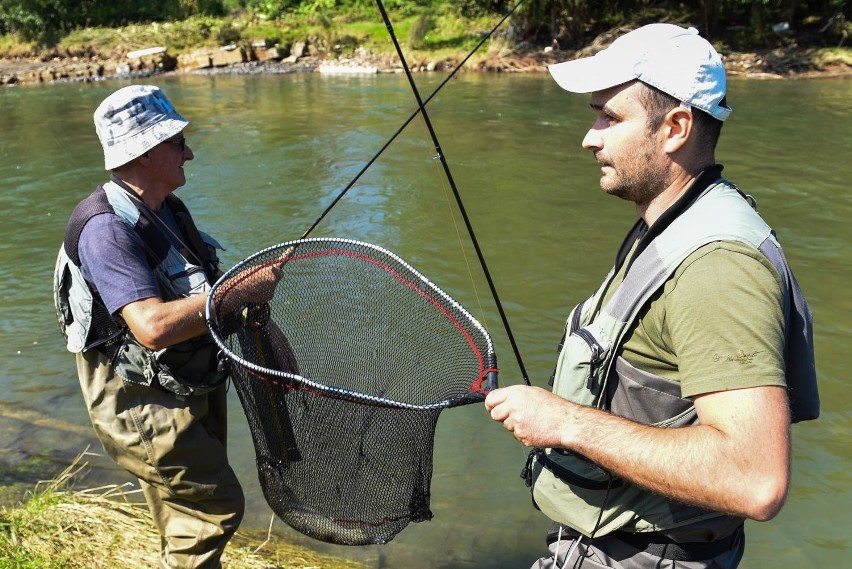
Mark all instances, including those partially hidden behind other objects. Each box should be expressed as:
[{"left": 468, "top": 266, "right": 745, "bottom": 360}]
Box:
[{"left": 94, "top": 85, "right": 189, "bottom": 170}]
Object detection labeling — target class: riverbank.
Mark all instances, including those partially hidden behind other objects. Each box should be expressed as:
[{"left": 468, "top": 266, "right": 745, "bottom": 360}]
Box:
[
  {"left": 0, "top": 451, "right": 368, "bottom": 569},
  {"left": 2, "top": 35, "right": 850, "bottom": 87}
]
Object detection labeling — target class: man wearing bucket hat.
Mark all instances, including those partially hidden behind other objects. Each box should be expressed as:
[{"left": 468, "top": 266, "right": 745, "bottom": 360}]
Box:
[
  {"left": 54, "top": 85, "right": 278, "bottom": 567},
  {"left": 485, "top": 24, "right": 818, "bottom": 568}
]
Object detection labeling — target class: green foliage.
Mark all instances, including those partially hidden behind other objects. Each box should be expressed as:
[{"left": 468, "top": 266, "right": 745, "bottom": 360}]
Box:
[
  {"left": 181, "top": 0, "right": 228, "bottom": 17},
  {"left": 407, "top": 10, "right": 434, "bottom": 49},
  {"left": 0, "top": 0, "right": 227, "bottom": 41},
  {"left": 242, "top": 0, "right": 298, "bottom": 19},
  {"left": 514, "top": 0, "right": 851, "bottom": 49},
  {"left": 0, "top": 1, "right": 848, "bottom": 51},
  {"left": 457, "top": 0, "right": 509, "bottom": 18},
  {"left": 0, "top": 1, "right": 47, "bottom": 40},
  {"left": 216, "top": 21, "right": 242, "bottom": 43}
]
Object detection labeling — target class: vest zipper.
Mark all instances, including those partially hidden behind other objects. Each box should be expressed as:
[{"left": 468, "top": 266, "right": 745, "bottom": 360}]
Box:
[
  {"left": 572, "top": 328, "right": 603, "bottom": 363},
  {"left": 571, "top": 327, "right": 605, "bottom": 392},
  {"left": 570, "top": 300, "right": 585, "bottom": 334}
]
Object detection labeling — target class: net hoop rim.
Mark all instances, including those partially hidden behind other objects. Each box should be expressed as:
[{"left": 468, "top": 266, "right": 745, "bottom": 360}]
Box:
[{"left": 205, "top": 237, "right": 496, "bottom": 410}]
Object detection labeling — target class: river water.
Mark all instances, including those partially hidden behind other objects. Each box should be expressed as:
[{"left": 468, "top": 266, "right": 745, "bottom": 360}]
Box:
[{"left": 0, "top": 71, "right": 849, "bottom": 568}]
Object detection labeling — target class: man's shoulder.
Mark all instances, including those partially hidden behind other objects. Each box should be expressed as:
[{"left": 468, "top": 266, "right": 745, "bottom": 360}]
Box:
[
  {"left": 675, "top": 241, "right": 782, "bottom": 287},
  {"left": 660, "top": 240, "right": 785, "bottom": 319},
  {"left": 79, "top": 210, "right": 136, "bottom": 239},
  {"left": 78, "top": 213, "right": 143, "bottom": 270}
]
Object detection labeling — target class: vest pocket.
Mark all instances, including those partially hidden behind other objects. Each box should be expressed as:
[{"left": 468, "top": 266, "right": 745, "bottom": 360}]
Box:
[
  {"left": 157, "top": 248, "right": 210, "bottom": 299},
  {"left": 552, "top": 323, "right": 614, "bottom": 407},
  {"left": 531, "top": 447, "right": 639, "bottom": 537},
  {"left": 609, "top": 357, "right": 697, "bottom": 426},
  {"left": 535, "top": 448, "right": 621, "bottom": 490}
]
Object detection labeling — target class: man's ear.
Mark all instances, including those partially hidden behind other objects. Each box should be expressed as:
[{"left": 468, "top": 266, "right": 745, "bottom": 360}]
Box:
[{"left": 663, "top": 107, "right": 693, "bottom": 154}]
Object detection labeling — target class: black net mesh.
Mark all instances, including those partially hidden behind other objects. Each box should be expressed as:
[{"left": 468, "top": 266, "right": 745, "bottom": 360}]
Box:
[{"left": 207, "top": 238, "right": 497, "bottom": 545}]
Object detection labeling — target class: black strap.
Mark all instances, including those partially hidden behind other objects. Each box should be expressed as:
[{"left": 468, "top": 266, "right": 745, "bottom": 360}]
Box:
[
  {"left": 611, "top": 525, "right": 743, "bottom": 561},
  {"left": 545, "top": 523, "right": 743, "bottom": 562},
  {"left": 108, "top": 176, "right": 183, "bottom": 270},
  {"left": 109, "top": 176, "right": 219, "bottom": 282}
]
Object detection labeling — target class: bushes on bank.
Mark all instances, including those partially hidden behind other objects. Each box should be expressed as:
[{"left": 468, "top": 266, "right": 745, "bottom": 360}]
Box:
[{"left": 0, "top": 1, "right": 849, "bottom": 50}]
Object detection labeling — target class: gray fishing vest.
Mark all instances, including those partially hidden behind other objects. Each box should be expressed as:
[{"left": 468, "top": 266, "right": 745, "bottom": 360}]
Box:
[
  {"left": 529, "top": 179, "right": 818, "bottom": 538},
  {"left": 53, "top": 180, "right": 226, "bottom": 396}
]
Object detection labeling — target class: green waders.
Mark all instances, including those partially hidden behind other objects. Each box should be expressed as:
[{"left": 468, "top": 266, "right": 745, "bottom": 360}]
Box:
[{"left": 76, "top": 349, "right": 244, "bottom": 568}]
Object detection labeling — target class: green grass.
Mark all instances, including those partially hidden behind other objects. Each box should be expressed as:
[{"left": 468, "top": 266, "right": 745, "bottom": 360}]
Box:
[
  {"left": 0, "top": 4, "right": 493, "bottom": 61},
  {"left": 0, "top": 450, "right": 367, "bottom": 569},
  {"left": 812, "top": 46, "right": 852, "bottom": 66}
]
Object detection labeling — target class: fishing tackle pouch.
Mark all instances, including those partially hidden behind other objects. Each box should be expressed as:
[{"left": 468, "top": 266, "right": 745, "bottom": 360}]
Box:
[{"left": 115, "top": 333, "right": 227, "bottom": 397}]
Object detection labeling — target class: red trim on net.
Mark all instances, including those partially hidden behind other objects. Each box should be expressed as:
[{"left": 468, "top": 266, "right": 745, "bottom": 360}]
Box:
[
  {"left": 470, "top": 367, "right": 499, "bottom": 394},
  {"left": 223, "top": 246, "right": 493, "bottom": 398},
  {"left": 282, "top": 249, "right": 486, "bottom": 373}
]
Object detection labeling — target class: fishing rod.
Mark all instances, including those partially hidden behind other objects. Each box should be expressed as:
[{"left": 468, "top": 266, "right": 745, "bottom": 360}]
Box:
[
  {"left": 374, "top": 0, "right": 530, "bottom": 386},
  {"left": 301, "top": 0, "right": 525, "bottom": 240}
]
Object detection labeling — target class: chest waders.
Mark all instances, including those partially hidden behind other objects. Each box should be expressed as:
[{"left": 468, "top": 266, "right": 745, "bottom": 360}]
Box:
[
  {"left": 527, "top": 179, "right": 818, "bottom": 539},
  {"left": 53, "top": 180, "right": 227, "bottom": 396}
]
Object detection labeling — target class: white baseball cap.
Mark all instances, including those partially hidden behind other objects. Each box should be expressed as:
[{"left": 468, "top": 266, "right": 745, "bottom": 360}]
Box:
[
  {"left": 548, "top": 23, "right": 732, "bottom": 121},
  {"left": 94, "top": 85, "right": 189, "bottom": 170}
]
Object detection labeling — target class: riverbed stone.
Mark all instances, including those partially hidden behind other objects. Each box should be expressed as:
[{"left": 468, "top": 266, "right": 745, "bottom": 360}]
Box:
[{"left": 211, "top": 45, "right": 246, "bottom": 66}]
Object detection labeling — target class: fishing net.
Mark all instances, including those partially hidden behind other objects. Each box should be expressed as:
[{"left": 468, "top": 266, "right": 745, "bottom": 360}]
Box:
[{"left": 206, "top": 238, "right": 497, "bottom": 545}]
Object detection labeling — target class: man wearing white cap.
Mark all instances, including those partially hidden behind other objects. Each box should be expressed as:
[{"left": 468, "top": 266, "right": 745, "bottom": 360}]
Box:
[
  {"left": 485, "top": 24, "right": 818, "bottom": 568},
  {"left": 54, "top": 85, "right": 277, "bottom": 567}
]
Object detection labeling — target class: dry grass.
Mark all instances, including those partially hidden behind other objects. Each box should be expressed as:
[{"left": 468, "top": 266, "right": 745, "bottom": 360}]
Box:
[{"left": 0, "top": 449, "right": 365, "bottom": 569}]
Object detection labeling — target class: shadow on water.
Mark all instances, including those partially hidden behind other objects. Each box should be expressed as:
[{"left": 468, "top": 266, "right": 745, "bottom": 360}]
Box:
[{"left": 0, "top": 403, "right": 134, "bottom": 505}]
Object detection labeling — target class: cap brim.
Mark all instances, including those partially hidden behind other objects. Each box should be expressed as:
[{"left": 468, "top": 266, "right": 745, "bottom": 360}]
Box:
[{"left": 548, "top": 52, "right": 637, "bottom": 94}]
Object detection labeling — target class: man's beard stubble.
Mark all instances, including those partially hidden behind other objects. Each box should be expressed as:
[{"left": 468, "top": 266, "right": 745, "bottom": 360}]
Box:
[{"left": 596, "top": 146, "right": 667, "bottom": 207}]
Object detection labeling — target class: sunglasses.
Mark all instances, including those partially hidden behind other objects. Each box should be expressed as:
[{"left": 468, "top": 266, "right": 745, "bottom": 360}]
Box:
[{"left": 163, "top": 136, "right": 187, "bottom": 152}]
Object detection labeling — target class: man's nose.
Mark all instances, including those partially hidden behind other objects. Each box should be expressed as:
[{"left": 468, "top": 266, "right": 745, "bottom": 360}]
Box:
[{"left": 581, "top": 128, "right": 602, "bottom": 151}]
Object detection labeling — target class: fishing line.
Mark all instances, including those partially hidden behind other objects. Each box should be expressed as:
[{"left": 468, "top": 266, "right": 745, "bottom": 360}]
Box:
[
  {"left": 375, "top": 0, "right": 530, "bottom": 385},
  {"left": 301, "top": 0, "right": 525, "bottom": 241}
]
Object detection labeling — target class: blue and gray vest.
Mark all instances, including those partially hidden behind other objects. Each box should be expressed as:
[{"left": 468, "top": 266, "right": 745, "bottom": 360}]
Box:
[
  {"left": 53, "top": 179, "right": 226, "bottom": 396},
  {"left": 528, "top": 174, "right": 819, "bottom": 539}
]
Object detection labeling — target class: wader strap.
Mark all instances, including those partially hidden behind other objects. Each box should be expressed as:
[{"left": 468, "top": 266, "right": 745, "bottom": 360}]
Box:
[
  {"left": 610, "top": 525, "right": 744, "bottom": 561},
  {"left": 546, "top": 523, "right": 744, "bottom": 562}
]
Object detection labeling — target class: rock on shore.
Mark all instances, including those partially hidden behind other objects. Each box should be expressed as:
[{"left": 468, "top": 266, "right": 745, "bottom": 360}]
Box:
[
  {"left": 0, "top": 41, "right": 297, "bottom": 86},
  {"left": 2, "top": 41, "right": 849, "bottom": 87}
]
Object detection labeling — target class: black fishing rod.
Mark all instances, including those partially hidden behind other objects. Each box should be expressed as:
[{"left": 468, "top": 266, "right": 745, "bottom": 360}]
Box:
[
  {"left": 374, "top": 0, "right": 530, "bottom": 386},
  {"left": 301, "top": 0, "right": 525, "bottom": 240}
]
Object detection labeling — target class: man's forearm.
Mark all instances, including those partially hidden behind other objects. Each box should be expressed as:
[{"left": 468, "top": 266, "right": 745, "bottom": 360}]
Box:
[
  {"left": 121, "top": 294, "right": 210, "bottom": 350},
  {"left": 486, "top": 384, "right": 791, "bottom": 521},
  {"left": 562, "top": 386, "right": 791, "bottom": 520}
]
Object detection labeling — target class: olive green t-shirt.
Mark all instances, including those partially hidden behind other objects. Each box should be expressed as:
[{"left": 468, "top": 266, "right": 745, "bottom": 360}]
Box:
[{"left": 605, "top": 240, "right": 787, "bottom": 398}]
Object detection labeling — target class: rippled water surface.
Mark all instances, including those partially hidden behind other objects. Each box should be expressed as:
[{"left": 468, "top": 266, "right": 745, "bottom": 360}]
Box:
[{"left": 0, "top": 72, "right": 849, "bottom": 568}]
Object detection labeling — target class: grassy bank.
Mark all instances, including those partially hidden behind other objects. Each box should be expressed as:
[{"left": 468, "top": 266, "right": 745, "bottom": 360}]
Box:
[
  {"left": 1, "top": 3, "right": 850, "bottom": 87},
  {"left": 1, "top": 4, "right": 539, "bottom": 85},
  {"left": 0, "top": 4, "right": 504, "bottom": 64},
  {"left": 0, "top": 451, "right": 366, "bottom": 569}
]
